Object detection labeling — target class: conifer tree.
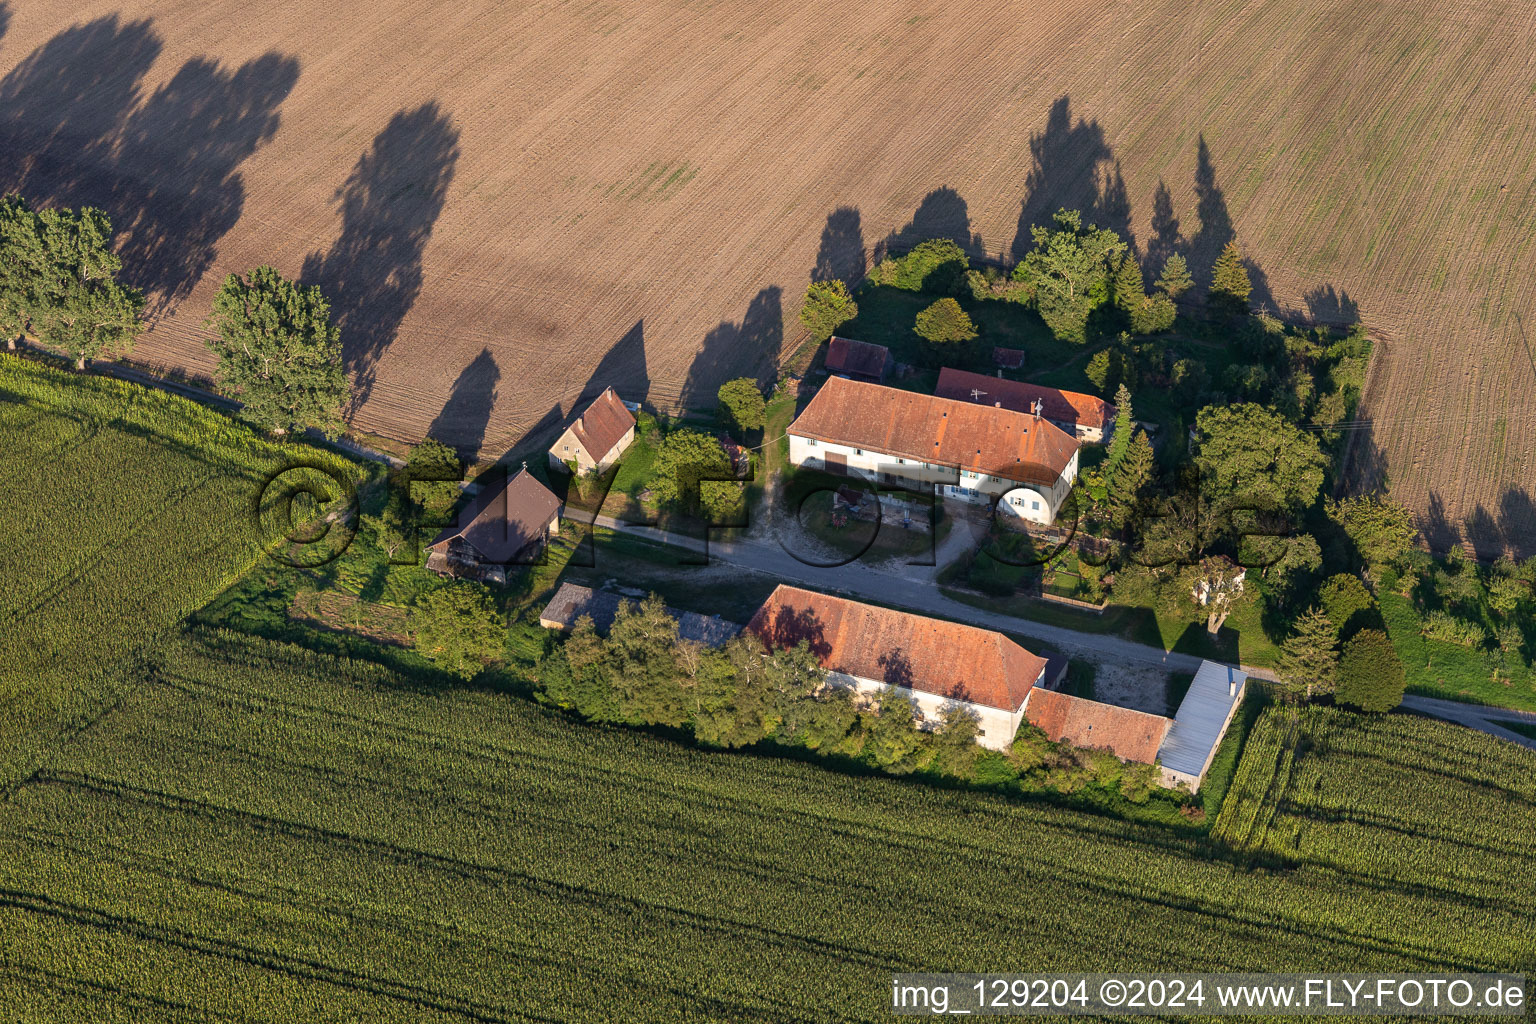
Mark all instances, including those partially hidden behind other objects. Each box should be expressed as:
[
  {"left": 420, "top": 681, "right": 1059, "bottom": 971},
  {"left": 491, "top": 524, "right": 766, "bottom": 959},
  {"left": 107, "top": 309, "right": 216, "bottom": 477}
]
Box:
[
  {"left": 1155, "top": 252, "right": 1193, "bottom": 298},
  {"left": 1103, "top": 384, "right": 1135, "bottom": 474},
  {"left": 1336, "top": 629, "right": 1406, "bottom": 712},
  {"left": 1209, "top": 241, "right": 1252, "bottom": 313},
  {"left": 1111, "top": 252, "right": 1146, "bottom": 312},
  {"left": 1273, "top": 606, "right": 1339, "bottom": 701},
  {"left": 1107, "top": 428, "right": 1155, "bottom": 527}
]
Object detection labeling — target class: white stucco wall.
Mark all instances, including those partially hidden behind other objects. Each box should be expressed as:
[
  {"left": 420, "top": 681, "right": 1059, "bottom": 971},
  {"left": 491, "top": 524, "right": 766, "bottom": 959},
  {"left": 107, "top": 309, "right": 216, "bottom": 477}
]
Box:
[
  {"left": 789, "top": 434, "right": 1078, "bottom": 526},
  {"left": 824, "top": 670, "right": 1038, "bottom": 751}
]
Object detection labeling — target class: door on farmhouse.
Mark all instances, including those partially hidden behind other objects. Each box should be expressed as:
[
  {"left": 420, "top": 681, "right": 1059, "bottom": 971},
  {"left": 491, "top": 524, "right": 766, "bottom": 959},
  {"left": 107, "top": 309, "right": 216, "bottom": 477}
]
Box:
[{"left": 824, "top": 451, "right": 848, "bottom": 475}]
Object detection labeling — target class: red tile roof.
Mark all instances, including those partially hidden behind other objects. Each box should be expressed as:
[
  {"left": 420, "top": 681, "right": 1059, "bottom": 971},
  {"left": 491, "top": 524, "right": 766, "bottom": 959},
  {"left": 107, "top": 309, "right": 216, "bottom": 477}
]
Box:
[
  {"left": 824, "top": 336, "right": 890, "bottom": 380},
  {"left": 746, "top": 585, "right": 1047, "bottom": 712},
  {"left": 428, "top": 467, "right": 561, "bottom": 563},
  {"left": 934, "top": 368, "right": 1116, "bottom": 430},
  {"left": 788, "top": 376, "right": 1079, "bottom": 486},
  {"left": 571, "top": 387, "right": 636, "bottom": 460},
  {"left": 1023, "top": 689, "right": 1171, "bottom": 764}
]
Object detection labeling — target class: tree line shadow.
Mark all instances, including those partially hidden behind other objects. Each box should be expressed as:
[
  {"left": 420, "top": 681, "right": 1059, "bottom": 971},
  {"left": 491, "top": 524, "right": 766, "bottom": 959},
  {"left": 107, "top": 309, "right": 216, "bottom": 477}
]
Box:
[
  {"left": 0, "top": 14, "right": 296, "bottom": 309},
  {"left": 0, "top": 12, "right": 462, "bottom": 427},
  {"left": 805, "top": 94, "right": 1360, "bottom": 328}
]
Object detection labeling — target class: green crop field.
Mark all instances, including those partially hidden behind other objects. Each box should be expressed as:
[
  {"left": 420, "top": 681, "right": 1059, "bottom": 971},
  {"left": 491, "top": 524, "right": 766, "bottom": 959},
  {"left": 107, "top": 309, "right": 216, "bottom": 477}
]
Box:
[
  {"left": 1214, "top": 705, "right": 1536, "bottom": 912},
  {"left": 0, "top": 356, "right": 356, "bottom": 784},
  {"left": 1, "top": 628, "right": 1532, "bottom": 1023}
]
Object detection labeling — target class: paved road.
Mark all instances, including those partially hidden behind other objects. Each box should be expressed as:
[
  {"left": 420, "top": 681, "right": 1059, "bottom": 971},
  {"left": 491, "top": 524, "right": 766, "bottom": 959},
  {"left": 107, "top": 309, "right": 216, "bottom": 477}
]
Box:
[
  {"left": 588, "top": 512, "right": 1210, "bottom": 673},
  {"left": 1401, "top": 695, "right": 1536, "bottom": 750}
]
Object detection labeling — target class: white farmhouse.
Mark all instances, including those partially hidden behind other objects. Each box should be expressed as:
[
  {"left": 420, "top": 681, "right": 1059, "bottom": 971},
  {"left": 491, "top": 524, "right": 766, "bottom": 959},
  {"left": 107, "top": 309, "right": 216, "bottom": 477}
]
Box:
[
  {"left": 786, "top": 376, "right": 1081, "bottom": 526},
  {"left": 746, "top": 585, "right": 1049, "bottom": 749}
]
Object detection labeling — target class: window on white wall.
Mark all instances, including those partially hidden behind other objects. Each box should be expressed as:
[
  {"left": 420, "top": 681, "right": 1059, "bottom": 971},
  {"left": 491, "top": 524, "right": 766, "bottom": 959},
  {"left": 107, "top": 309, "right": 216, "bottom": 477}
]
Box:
[
  {"left": 807, "top": 438, "right": 818, "bottom": 446},
  {"left": 1031, "top": 500, "right": 1041, "bottom": 510}
]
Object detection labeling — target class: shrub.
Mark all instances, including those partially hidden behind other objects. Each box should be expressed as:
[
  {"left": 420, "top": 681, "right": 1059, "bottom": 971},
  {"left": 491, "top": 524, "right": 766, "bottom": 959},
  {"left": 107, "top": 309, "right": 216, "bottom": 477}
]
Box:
[
  {"left": 1336, "top": 629, "right": 1406, "bottom": 712},
  {"left": 913, "top": 297, "right": 977, "bottom": 345},
  {"left": 871, "top": 239, "right": 968, "bottom": 292},
  {"left": 1421, "top": 611, "right": 1487, "bottom": 648},
  {"left": 1495, "top": 622, "right": 1526, "bottom": 661}
]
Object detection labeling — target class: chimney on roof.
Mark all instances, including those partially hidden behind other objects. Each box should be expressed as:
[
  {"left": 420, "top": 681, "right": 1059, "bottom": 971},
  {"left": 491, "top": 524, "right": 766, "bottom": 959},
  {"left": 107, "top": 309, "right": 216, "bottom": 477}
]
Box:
[
  {"left": 1227, "top": 666, "right": 1236, "bottom": 697},
  {"left": 1032, "top": 399, "right": 1042, "bottom": 419}
]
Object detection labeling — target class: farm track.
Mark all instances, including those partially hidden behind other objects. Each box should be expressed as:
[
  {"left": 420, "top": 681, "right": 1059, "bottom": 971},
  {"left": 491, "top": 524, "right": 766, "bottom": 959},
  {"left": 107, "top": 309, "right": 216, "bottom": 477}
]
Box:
[{"left": 2, "top": 0, "right": 1534, "bottom": 548}]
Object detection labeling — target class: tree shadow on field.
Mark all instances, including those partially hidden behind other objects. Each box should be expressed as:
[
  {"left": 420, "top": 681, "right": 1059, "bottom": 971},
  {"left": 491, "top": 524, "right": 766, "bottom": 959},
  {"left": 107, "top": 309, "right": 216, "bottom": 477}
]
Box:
[
  {"left": 0, "top": 5, "right": 11, "bottom": 48},
  {"left": 0, "top": 15, "right": 163, "bottom": 198},
  {"left": 1009, "top": 96, "right": 1120, "bottom": 261},
  {"left": 1144, "top": 179, "right": 1184, "bottom": 276},
  {"left": 811, "top": 206, "right": 866, "bottom": 284},
  {"left": 575, "top": 319, "right": 649, "bottom": 410},
  {"left": 302, "top": 102, "right": 461, "bottom": 415},
  {"left": 1422, "top": 493, "right": 1462, "bottom": 555},
  {"left": 1189, "top": 134, "right": 1235, "bottom": 289},
  {"left": 1303, "top": 284, "right": 1360, "bottom": 326},
  {"left": 877, "top": 186, "right": 984, "bottom": 263},
  {"left": 1460, "top": 488, "right": 1536, "bottom": 560},
  {"left": 0, "top": 19, "right": 300, "bottom": 309},
  {"left": 426, "top": 347, "right": 499, "bottom": 464},
  {"left": 114, "top": 54, "right": 300, "bottom": 308},
  {"left": 680, "top": 286, "right": 782, "bottom": 409}
]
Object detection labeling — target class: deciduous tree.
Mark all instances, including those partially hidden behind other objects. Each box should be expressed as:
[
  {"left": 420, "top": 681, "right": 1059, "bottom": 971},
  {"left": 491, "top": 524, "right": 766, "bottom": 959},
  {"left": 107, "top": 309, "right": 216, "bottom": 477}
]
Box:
[
  {"left": 650, "top": 428, "right": 743, "bottom": 521},
  {"left": 1012, "top": 209, "right": 1127, "bottom": 344},
  {"left": 206, "top": 266, "right": 348, "bottom": 436},
  {"left": 5, "top": 201, "right": 144, "bottom": 367},
  {"left": 1193, "top": 403, "right": 1328, "bottom": 514},
  {"left": 717, "top": 377, "right": 766, "bottom": 435},
  {"left": 799, "top": 279, "right": 858, "bottom": 342},
  {"left": 1319, "top": 573, "right": 1375, "bottom": 639},
  {"left": 1325, "top": 495, "right": 1419, "bottom": 568},
  {"left": 866, "top": 685, "right": 928, "bottom": 774},
  {"left": 411, "top": 582, "right": 504, "bottom": 679},
  {"left": 929, "top": 704, "right": 982, "bottom": 778}
]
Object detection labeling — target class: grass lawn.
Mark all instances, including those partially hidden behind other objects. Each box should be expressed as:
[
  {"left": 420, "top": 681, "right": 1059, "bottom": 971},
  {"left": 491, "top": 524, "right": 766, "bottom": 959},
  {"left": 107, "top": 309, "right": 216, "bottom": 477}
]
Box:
[
  {"left": 1378, "top": 584, "right": 1536, "bottom": 711},
  {"left": 939, "top": 582, "right": 1281, "bottom": 668}
]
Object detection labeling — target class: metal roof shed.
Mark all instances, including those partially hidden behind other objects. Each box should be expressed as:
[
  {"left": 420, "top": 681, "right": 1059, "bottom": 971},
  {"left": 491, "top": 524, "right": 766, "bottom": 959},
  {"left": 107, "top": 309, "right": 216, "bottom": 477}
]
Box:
[{"left": 1156, "top": 660, "right": 1248, "bottom": 792}]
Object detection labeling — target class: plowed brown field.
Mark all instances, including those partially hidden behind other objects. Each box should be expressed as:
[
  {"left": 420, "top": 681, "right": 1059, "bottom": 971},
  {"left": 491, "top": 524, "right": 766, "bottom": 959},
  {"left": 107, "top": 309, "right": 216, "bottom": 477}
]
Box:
[{"left": 3, "top": 0, "right": 1534, "bottom": 551}]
